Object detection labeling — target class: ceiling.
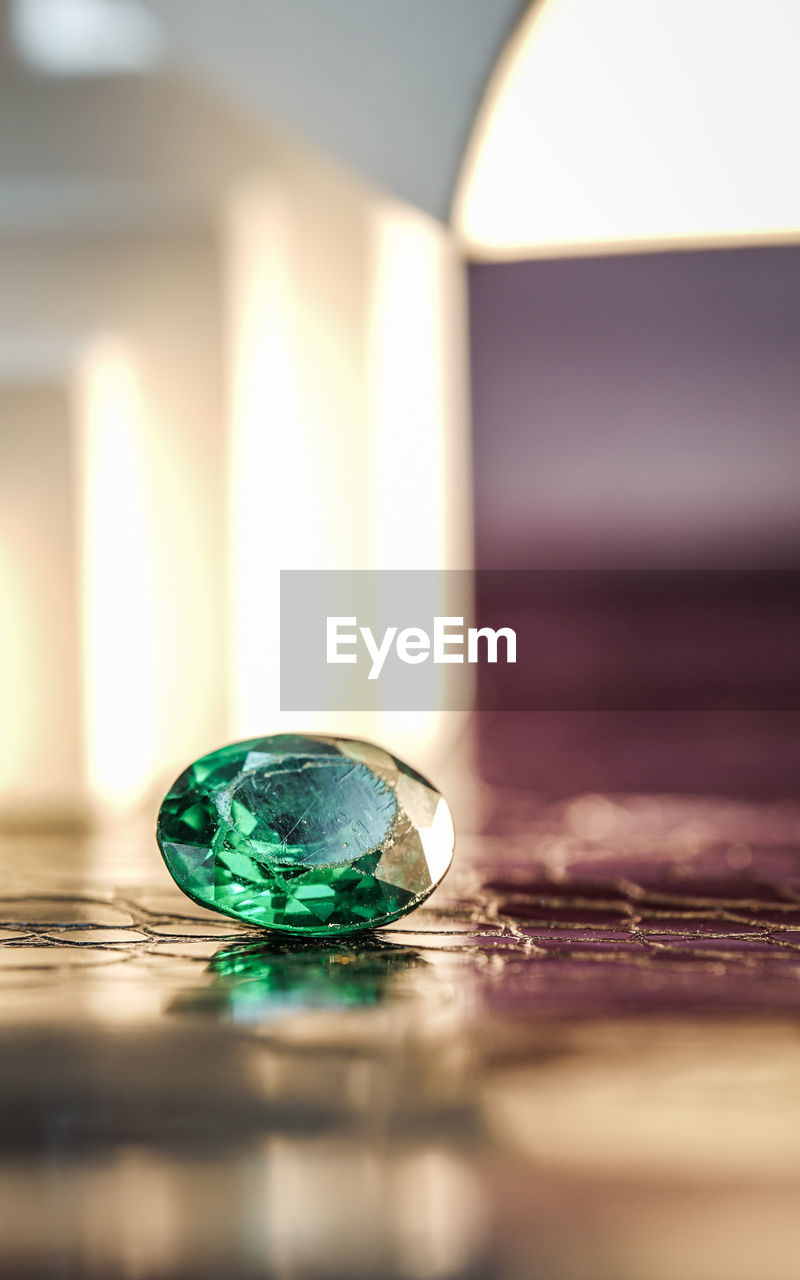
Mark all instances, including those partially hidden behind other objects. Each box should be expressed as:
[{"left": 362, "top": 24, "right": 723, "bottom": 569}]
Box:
[
  {"left": 150, "top": 0, "right": 527, "bottom": 222},
  {"left": 0, "top": 0, "right": 528, "bottom": 232}
]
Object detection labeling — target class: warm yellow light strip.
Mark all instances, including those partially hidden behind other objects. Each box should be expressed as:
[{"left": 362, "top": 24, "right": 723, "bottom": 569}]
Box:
[
  {"left": 368, "top": 200, "right": 474, "bottom": 757},
  {"left": 225, "top": 182, "right": 295, "bottom": 739},
  {"left": 454, "top": 0, "right": 800, "bottom": 259},
  {"left": 75, "top": 340, "right": 158, "bottom": 809},
  {"left": 369, "top": 206, "right": 451, "bottom": 571}
]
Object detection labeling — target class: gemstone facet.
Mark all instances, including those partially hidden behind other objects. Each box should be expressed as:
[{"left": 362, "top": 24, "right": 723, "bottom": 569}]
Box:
[{"left": 156, "top": 734, "right": 454, "bottom": 936}]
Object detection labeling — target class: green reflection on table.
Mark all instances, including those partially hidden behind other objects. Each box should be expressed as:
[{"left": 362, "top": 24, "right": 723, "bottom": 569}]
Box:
[{"left": 173, "top": 937, "right": 429, "bottom": 1023}]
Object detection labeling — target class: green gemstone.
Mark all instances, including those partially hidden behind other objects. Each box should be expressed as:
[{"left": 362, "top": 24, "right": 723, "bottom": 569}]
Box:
[{"left": 156, "top": 734, "right": 454, "bottom": 936}]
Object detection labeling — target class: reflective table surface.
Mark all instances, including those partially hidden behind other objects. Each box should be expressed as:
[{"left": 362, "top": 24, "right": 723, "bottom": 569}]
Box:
[{"left": 4, "top": 781, "right": 800, "bottom": 1279}]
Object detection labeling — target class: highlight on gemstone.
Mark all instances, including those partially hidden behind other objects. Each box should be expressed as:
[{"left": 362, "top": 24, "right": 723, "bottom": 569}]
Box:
[{"left": 156, "top": 734, "right": 455, "bottom": 936}]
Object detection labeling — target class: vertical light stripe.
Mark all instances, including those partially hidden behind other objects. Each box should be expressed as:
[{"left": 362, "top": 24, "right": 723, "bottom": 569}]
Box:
[{"left": 75, "top": 340, "right": 157, "bottom": 808}]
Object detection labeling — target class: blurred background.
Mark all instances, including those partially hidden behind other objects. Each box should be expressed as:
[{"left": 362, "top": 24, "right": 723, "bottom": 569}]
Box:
[
  {"left": 1, "top": 0, "right": 799, "bottom": 827},
  {"left": 3, "top": 5, "right": 800, "bottom": 1280}
]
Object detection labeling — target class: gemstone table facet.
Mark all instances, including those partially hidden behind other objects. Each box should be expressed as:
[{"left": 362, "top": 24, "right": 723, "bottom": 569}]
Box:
[{"left": 156, "top": 734, "right": 455, "bottom": 935}]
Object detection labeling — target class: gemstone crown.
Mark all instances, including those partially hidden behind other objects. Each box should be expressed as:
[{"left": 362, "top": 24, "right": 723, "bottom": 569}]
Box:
[{"left": 156, "top": 734, "right": 454, "bottom": 936}]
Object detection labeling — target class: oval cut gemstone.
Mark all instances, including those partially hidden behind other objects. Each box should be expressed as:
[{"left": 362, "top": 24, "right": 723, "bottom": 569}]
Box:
[{"left": 156, "top": 734, "right": 454, "bottom": 936}]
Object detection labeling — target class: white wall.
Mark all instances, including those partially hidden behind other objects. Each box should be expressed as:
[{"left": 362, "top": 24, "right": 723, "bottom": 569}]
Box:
[
  {"left": 0, "top": 384, "right": 82, "bottom": 817},
  {"left": 0, "top": 231, "right": 226, "bottom": 819},
  {"left": 0, "top": 143, "right": 473, "bottom": 822},
  {"left": 225, "top": 153, "right": 473, "bottom": 773}
]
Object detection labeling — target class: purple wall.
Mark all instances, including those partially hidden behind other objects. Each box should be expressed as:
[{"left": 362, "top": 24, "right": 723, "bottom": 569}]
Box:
[
  {"left": 468, "top": 245, "right": 800, "bottom": 796},
  {"left": 469, "top": 245, "right": 800, "bottom": 569}
]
